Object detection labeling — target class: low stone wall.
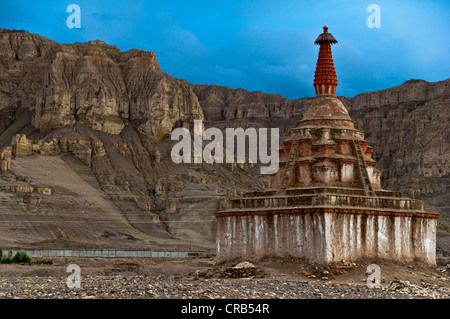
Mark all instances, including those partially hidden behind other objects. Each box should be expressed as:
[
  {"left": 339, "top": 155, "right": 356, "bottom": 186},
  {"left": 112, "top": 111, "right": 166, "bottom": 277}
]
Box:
[
  {"left": 1, "top": 249, "right": 193, "bottom": 258},
  {"left": 216, "top": 209, "right": 437, "bottom": 265}
]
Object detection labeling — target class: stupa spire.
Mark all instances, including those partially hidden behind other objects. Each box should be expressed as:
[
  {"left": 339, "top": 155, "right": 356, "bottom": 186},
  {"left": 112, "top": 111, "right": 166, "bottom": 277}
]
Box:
[{"left": 313, "top": 25, "right": 338, "bottom": 96}]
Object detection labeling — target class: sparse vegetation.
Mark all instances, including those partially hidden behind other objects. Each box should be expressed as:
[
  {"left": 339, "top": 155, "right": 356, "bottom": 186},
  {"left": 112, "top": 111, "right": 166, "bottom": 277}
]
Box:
[
  {"left": 12, "top": 251, "right": 31, "bottom": 264},
  {"left": 31, "top": 259, "right": 53, "bottom": 265},
  {"left": 1, "top": 257, "right": 13, "bottom": 264},
  {"left": 0, "top": 249, "right": 52, "bottom": 265}
]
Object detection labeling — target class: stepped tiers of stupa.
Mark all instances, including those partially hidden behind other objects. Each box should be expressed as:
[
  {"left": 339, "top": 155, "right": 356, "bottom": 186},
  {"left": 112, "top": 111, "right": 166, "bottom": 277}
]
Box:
[{"left": 215, "top": 26, "right": 439, "bottom": 265}]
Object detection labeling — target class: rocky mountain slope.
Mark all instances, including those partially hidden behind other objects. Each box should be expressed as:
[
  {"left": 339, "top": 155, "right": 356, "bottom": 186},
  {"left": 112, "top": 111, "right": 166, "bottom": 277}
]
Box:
[
  {"left": 0, "top": 29, "right": 262, "bottom": 251},
  {"left": 0, "top": 29, "right": 203, "bottom": 137},
  {"left": 0, "top": 29, "right": 448, "bottom": 256}
]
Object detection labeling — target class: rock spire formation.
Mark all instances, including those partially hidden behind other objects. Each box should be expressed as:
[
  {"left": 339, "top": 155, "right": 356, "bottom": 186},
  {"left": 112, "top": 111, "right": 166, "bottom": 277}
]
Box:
[{"left": 215, "top": 26, "right": 439, "bottom": 265}]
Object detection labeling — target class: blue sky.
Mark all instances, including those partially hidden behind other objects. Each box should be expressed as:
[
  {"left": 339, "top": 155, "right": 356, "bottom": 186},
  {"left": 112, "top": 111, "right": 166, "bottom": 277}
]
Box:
[{"left": 1, "top": 0, "right": 449, "bottom": 99}]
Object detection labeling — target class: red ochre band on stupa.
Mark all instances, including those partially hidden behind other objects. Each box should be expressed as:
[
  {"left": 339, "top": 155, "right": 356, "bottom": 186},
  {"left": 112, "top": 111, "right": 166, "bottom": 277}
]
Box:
[{"left": 313, "top": 25, "right": 338, "bottom": 96}]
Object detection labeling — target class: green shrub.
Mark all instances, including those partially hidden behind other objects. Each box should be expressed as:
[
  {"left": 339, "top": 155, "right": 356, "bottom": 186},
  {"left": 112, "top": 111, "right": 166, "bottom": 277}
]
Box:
[
  {"left": 22, "top": 253, "right": 31, "bottom": 264},
  {"left": 0, "top": 250, "right": 53, "bottom": 265},
  {"left": 12, "top": 252, "right": 31, "bottom": 264}
]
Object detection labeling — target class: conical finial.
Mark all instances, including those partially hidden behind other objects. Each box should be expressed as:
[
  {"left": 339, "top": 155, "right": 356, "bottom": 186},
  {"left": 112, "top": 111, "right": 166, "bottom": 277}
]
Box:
[{"left": 313, "top": 25, "right": 338, "bottom": 95}]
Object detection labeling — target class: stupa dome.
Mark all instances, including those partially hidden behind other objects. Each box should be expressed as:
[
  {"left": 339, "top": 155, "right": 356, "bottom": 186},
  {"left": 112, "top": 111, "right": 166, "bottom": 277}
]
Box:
[{"left": 298, "top": 95, "right": 354, "bottom": 128}]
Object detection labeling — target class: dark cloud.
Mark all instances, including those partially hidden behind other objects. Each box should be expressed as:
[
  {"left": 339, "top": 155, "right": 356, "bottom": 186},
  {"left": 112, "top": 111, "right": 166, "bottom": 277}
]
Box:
[{"left": 1, "top": 0, "right": 448, "bottom": 99}]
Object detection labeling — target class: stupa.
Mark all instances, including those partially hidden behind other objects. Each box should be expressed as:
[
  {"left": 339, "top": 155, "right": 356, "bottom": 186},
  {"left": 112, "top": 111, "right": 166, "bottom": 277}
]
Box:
[{"left": 215, "top": 26, "right": 439, "bottom": 265}]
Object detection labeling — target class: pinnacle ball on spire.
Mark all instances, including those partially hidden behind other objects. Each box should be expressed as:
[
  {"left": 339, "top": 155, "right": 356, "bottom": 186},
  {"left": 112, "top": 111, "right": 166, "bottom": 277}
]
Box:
[{"left": 314, "top": 25, "right": 338, "bottom": 45}]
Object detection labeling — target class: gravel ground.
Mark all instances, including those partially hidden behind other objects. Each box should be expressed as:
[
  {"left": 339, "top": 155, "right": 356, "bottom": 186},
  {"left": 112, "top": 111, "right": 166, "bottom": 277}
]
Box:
[
  {"left": 0, "top": 258, "right": 449, "bottom": 299},
  {"left": 0, "top": 274, "right": 449, "bottom": 299}
]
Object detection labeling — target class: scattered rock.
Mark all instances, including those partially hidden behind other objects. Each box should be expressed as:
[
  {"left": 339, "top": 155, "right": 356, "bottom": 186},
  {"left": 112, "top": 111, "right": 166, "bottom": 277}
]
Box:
[{"left": 223, "top": 261, "right": 257, "bottom": 278}]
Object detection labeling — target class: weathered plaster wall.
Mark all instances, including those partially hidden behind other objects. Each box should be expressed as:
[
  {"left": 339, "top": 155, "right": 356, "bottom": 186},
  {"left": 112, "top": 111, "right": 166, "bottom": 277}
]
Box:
[
  {"left": 324, "top": 213, "right": 436, "bottom": 264},
  {"left": 216, "top": 211, "right": 437, "bottom": 265},
  {"left": 217, "top": 212, "right": 327, "bottom": 263}
]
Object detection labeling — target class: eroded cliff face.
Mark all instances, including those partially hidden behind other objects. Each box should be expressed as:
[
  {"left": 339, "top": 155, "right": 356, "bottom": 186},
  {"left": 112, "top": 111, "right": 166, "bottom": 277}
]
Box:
[
  {"left": 0, "top": 29, "right": 254, "bottom": 250},
  {"left": 0, "top": 29, "right": 203, "bottom": 138}
]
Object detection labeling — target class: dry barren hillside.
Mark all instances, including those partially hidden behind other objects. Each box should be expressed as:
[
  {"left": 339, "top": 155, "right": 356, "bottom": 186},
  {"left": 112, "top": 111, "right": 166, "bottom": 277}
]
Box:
[{"left": 0, "top": 29, "right": 263, "bottom": 251}]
